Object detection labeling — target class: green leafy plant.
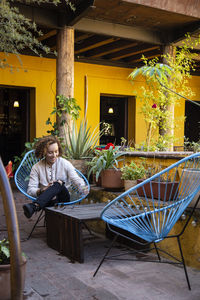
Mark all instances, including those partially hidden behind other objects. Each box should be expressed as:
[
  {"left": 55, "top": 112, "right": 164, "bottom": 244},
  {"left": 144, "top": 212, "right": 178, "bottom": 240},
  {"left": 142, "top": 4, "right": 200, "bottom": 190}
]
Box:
[
  {"left": 0, "top": 0, "right": 75, "bottom": 69},
  {"left": 46, "top": 95, "right": 81, "bottom": 136},
  {"left": 121, "top": 161, "right": 146, "bottom": 180},
  {"left": 13, "top": 138, "right": 39, "bottom": 171},
  {"left": 87, "top": 146, "right": 123, "bottom": 181},
  {"left": 0, "top": 238, "right": 26, "bottom": 266},
  {"left": 184, "top": 137, "right": 200, "bottom": 152},
  {"left": 129, "top": 34, "right": 200, "bottom": 151},
  {"left": 0, "top": 239, "right": 10, "bottom": 265},
  {"left": 63, "top": 120, "right": 104, "bottom": 159}
]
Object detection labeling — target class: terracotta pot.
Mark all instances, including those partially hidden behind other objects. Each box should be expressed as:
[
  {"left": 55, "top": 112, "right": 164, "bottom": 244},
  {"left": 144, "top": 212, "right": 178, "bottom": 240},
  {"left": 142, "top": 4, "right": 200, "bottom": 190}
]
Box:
[
  {"left": 124, "top": 179, "right": 137, "bottom": 191},
  {"left": 0, "top": 255, "right": 26, "bottom": 300},
  {"left": 101, "top": 169, "right": 124, "bottom": 190},
  {"left": 137, "top": 179, "right": 179, "bottom": 201}
]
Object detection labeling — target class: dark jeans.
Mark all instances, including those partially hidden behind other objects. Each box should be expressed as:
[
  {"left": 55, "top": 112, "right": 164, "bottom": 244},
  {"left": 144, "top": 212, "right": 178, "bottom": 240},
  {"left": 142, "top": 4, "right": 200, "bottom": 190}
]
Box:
[{"left": 35, "top": 181, "right": 70, "bottom": 209}]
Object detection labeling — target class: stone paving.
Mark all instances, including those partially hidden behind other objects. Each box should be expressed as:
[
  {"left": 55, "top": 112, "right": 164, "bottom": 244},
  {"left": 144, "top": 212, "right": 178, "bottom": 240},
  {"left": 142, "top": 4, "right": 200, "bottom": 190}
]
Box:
[{"left": 1, "top": 183, "right": 200, "bottom": 300}]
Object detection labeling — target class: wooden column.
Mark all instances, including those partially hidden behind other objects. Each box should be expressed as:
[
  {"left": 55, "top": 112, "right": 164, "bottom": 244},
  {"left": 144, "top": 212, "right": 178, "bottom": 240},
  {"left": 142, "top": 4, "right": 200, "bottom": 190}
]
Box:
[
  {"left": 56, "top": 26, "right": 74, "bottom": 138},
  {"left": 162, "top": 45, "right": 176, "bottom": 151}
]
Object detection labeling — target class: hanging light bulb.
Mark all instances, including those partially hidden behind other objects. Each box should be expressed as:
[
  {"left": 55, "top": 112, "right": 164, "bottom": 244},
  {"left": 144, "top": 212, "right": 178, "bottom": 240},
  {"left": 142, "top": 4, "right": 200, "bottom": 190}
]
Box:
[
  {"left": 108, "top": 107, "right": 114, "bottom": 114},
  {"left": 13, "top": 101, "right": 19, "bottom": 108}
]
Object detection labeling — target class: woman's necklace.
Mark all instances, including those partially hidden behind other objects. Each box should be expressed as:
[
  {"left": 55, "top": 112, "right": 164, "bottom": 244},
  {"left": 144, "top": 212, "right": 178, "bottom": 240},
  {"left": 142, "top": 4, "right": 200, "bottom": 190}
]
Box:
[{"left": 45, "top": 159, "right": 58, "bottom": 183}]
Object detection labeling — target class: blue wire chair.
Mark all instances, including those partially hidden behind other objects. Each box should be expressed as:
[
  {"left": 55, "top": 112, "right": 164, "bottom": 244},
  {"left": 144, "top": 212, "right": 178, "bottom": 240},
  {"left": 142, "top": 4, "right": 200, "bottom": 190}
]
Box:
[
  {"left": 94, "top": 152, "right": 200, "bottom": 290},
  {"left": 14, "top": 150, "right": 90, "bottom": 239}
]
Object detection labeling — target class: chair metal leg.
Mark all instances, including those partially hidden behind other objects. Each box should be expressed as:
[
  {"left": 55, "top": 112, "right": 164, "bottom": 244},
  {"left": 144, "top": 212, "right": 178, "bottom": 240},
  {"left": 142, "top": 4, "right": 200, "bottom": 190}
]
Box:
[
  {"left": 26, "top": 210, "right": 45, "bottom": 240},
  {"left": 93, "top": 234, "right": 118, "bottom": 277},
  {"left": 177, "top": 236, "right": 191, "bottom": 290},
  {"left": 154, "top": 242, "right": 161, "bottom": 262}
]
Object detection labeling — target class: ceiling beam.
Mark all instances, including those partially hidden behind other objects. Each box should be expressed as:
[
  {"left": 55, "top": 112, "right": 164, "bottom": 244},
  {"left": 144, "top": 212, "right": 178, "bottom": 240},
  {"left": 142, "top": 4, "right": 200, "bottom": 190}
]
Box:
[
  {"left": 111, "top": 46, "right": 160, "bottom": 61},
  {"left": 131, "top": 53, "right": 161, "bottom": 63},
  {"left": 88, "top": 41, "right": 138, "bottom": 58},
  {"left": 75, "top": 33, "right": 94, "bottom": 43},
  {"left": 124, "top": 0, "right": 200, "bottom": 18},
  {"left": 75, "top": 37, "right": 119, "bottom": 54},
  {"left": 38, "top": 30, "right": 57, "bottom": 41},
  {"left": 13, "top": 1, "right": 95, "bottom": 28},
  {"left": 14, "top": 3, "right": 60, "bottom": 28},
  {"left": 164, "top": 21, "right": 200, "bottom": 44},
  {"left": 74, "top": 18, "right": 163, "bottom": 45},
  {"left": 65, "top": 0, "right": 95, "bottom": 26}
]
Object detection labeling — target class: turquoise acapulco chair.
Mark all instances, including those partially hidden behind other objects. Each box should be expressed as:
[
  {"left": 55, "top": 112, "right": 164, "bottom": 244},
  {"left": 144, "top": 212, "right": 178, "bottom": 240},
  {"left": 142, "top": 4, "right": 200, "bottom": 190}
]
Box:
[
  {"left": 94, "top": 152, "right": 200, "bottom": 290},
  {"left": 14, "top": 150, "right": 90, "bottom": 239}
]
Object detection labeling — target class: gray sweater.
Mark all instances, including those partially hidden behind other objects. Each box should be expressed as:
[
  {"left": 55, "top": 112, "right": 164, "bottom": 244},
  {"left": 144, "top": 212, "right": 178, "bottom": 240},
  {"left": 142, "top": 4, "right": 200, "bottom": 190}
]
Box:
[{"left": 27, "top": 157, "right": 85, "bottom": 197}]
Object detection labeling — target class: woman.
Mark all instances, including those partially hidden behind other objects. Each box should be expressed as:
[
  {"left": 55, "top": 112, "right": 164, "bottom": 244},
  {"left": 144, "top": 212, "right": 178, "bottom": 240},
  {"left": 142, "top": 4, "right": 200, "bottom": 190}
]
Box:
[{"left": 23, "top": 135, "right": 88, "bottom": 219}]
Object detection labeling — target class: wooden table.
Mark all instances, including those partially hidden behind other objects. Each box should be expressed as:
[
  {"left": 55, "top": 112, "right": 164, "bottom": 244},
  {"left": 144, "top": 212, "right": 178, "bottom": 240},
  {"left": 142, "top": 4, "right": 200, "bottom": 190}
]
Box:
[{"left": 45, "top": 203, "right": 106, "bottom": 263}]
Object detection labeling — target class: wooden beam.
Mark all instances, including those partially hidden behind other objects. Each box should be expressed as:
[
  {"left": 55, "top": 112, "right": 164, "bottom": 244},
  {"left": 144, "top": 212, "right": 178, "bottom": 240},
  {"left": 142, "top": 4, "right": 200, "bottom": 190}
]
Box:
[
  {"left": 75, "top": 33, "right": 94, "bottom": 43},
  {"left": 13, "top": 1, "right": 94, "bottom": 28},
  {"left": 75, "top": 37, "right": 118, "bottom": 54},
  {"left": 123, "top": 0, "right": 200, "bottom": 18},
  {"left": 89, "top": 41, "right": 138, "bottom": 58},
  {"left": 38, "top": 30, "right": 57, "bottom": 41},
  {"left": 111, "top": 46, "right": 159, "bottom": 61},
  {"left": 13, "top": 3, "right": 60, "bottom": 28},
  {"left": 131, "top": 53, "right": 161, "bottom": 63},
  {"left": 164, "top": 21, "right": 200, "bottom": 44},
  {"left": 66, "top": 0, "right": 95, "bottom": 26},
  {"left": 74, "top": 18, "right": 163, "bottom": 44}
]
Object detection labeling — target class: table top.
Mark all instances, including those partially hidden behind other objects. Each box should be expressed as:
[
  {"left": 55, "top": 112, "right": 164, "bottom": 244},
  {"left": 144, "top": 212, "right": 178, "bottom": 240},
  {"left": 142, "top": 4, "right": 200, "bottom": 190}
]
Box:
[{"left": 45, "top": 203, "right": 106, "bottom": 221}]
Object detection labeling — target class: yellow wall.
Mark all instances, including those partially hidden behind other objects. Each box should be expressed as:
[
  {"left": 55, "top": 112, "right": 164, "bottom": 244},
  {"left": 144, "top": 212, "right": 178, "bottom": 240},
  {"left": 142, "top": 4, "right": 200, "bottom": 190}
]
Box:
[
  {"left": 0, "top": 53, "right": 56, "bottom": 139},
  {"left": 1, "top": 53, "right": 200, "bottom": 145}
]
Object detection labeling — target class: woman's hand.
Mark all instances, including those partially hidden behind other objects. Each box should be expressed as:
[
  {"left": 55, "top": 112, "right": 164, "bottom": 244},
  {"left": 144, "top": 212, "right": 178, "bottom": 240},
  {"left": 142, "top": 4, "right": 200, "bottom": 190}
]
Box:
[
  {"left": 81, "top": 186, "right": 89, "bottom": 195},
  {"left": 37, "top": 182, "right": 53, "bottom": 195}
]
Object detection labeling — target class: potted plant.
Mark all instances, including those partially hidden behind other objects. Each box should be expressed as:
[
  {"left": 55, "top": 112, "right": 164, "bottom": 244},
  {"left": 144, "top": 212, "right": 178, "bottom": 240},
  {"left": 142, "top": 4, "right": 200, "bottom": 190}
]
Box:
[
  {"left": 121, "top": 161, "right": 146, "bottom": 191},
  {"left": 0, "top": 238, "right": 27, "bottom": 300},
  {"left": 137, "top": 164, "right": 179, "bottom": 201},
  {"left": 63, "top": 120, "right": 104, "bottom": 175},
  {"left": 88, "top": 144, "right": 124, "bottom": 190}
]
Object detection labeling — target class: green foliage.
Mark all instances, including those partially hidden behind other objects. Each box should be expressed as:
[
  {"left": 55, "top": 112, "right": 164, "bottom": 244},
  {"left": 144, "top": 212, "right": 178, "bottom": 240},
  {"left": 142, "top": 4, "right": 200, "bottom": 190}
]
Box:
[
  {"left": 87, "top": 146, "right": 123, "bottom": 181},
  {"left": 121, "top": 161, "right": 145, "bottom": 180},
  {"left": 0, "top": 0, "right": 74, "bottom": 69},
  {"left": 129, "top": 35, "right": 200, "bottom": 151},
  {"left": 13, "top": 138, "right": 39, "bottom": 171},
  {"left": 63, "top": 120, "right": 104, "bottom": 159},
  {"left": 184, "top": 137, "right": 200, "bottom": 152},
  {"left": 0, "top": 239, "right": 10, "bottom": 265},
  {"left": 46, "top": 95, "right": 81, "bottom": 136}
]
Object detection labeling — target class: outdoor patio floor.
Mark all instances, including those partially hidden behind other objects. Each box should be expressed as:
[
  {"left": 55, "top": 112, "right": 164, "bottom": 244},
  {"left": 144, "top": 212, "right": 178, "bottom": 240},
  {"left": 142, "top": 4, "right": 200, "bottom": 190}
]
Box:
[{"left": 1, "top": 184, "right": 200, "bottom": 300}]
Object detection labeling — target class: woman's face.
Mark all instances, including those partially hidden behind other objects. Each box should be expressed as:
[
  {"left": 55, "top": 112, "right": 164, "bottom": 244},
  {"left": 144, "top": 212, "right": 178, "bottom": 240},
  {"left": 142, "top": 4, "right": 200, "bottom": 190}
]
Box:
[{"left": 45, "top": 143, "right": 59, "bottom": 165}]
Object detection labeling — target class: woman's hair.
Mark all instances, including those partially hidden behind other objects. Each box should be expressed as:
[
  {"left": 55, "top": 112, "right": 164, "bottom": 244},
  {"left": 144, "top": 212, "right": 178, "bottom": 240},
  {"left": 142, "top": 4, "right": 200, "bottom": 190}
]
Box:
[{"left": 34, "top": 136, "right": 63, "bottom": 158}]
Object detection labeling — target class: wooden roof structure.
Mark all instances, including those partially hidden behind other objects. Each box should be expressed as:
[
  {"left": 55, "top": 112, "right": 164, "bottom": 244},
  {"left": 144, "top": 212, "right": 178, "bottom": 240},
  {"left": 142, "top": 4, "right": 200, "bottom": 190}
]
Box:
[{"left": 15, "top": 0, "right": 200, "bottom": 73}]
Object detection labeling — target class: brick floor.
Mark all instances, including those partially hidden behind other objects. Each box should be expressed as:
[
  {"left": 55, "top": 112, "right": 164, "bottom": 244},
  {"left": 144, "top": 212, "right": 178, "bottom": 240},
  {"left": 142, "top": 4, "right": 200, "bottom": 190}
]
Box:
[{"left": 0, "top": 183, "right": 200, "bottom": 300}]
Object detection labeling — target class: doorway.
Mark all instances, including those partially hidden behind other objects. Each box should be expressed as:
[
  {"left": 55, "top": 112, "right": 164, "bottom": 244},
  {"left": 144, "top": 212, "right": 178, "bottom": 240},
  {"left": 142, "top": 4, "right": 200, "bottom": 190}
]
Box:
[
  {"left": 0, "top": 86, "right": 30, "bottom": 165},
  {"left": 100, "top": 95, "right": 128, "bottom": 145},
  {"left": 184, "top": 101, "right": 200, "bottom": 142}
]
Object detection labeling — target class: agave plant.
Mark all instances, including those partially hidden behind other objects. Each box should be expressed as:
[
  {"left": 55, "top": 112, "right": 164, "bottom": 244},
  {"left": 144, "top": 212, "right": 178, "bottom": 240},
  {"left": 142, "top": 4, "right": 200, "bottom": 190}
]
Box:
[{"left": 63, "top": 120, "right": 104, "bottom": 159}]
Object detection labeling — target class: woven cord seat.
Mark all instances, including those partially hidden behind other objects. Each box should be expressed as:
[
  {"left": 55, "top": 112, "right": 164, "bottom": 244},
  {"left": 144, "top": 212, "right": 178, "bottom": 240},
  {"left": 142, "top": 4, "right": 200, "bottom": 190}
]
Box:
[
  {"left": 94, "top": 152, "right": 200, "bottom": 290},
  {"left": 14, "top": 150, "right": 90, "bottom": 239}
]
